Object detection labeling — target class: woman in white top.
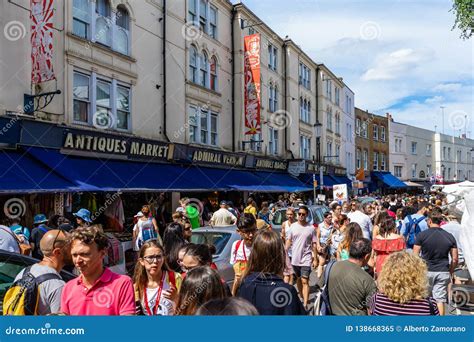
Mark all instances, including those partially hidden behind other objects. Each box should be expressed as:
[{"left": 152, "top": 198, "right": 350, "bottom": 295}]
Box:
[
  {"left": 133, "top": 240, "right": 182, "bottom": 315},
  {"left": 132, "top": 205, "right": 162, "bottom": 252}
]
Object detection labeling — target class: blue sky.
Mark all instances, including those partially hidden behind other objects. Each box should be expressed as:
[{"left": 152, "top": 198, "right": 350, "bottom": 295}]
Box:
[{"left": 234, "top": 0, "right": 473, "bottom": 137}]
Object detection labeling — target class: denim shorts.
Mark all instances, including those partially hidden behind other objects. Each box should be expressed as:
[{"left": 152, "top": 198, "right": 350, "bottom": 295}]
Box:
[{"left": 292, "top": 265, "right": 311, "bottom": 279}]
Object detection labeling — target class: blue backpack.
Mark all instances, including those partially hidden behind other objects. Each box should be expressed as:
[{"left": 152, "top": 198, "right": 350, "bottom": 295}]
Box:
[{"left": 403, "top": 215, "right": 425, "bottom": 248}]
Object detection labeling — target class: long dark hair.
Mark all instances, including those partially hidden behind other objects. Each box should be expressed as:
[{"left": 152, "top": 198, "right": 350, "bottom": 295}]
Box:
[
  {"left": 182, "top": 243, "right": 212, "bottom": 266},
  {"left": 133, "top": 240, "right": 169, "bottom": 298},
  {"left": 244, "top": 230, "right": 285, "bottom": 278},
  {"left": 379, "top": 217, "right": 397, "bottom": 237},
  {"left": 176, "top": 266, "right": 226, "bottom": 315},
  {"left": 163, "top": 222, "right": 187, "bottom": 272}
]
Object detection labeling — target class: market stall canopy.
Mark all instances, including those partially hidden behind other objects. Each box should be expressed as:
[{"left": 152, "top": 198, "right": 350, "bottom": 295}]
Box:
[
  {"left": 23, "top": 147, "right": 312, "bottom": 193},
  {"left": 404, "top": 181, "right": 424, "bottom": 187},
  {"left": 0, "top": 149, "right": 89, "bottom": 193},
  {"left": 371, "top": 171, "right": 407, "bottom": 188}
]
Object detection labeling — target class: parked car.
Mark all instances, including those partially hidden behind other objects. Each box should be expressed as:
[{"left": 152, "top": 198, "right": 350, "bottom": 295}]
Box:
[
  {"left": 271, "top": 205, "right": 330, "bottom": 234},
  {"left": 0, "top": 250, "right": 76, "bottom": 314},
  {"left": 190, "top": 225, "right": 241, "bottom": 285}
]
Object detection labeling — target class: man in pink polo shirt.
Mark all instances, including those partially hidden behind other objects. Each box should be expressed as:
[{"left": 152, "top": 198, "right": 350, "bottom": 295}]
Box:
[{"left": 61, "top": 226, "right": 135, "bottom": 315}]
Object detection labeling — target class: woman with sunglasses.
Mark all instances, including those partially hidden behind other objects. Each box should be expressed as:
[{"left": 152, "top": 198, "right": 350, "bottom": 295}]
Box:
[{"left": 133, "top": 240, "right": 182, "bottom": 316}]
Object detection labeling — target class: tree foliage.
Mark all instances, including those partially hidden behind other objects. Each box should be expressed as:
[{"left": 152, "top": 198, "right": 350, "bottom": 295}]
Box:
[{"left": 451, "top": 0, "right": 473, "bottom": 39}]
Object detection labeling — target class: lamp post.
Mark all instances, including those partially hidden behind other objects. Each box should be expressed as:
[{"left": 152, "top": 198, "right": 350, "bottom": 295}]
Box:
[{"left": 314, "top": 122, "right": 323, "bottom": 204}]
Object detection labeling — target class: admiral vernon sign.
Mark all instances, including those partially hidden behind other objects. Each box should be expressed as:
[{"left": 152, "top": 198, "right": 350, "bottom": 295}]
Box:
[
  {"left": 62, "top": 132, "right": 173, "bottom": 160},
  {"left": 192, "top": 150, "right": 245, "bottom": 167}
]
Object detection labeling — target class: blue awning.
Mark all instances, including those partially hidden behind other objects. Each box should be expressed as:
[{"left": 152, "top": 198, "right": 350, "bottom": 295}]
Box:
[
  {"left": 330, "top": 175, "right": 352, "bottom": 188},
  {"left": 0, "top": 149, "right": 86, "bottom": 193},
  {"left": 23, "top": 147, "right": 312, "bottom": 193},
  {"left": 371, "top": 171, "right": 407, "bottom": 188}
]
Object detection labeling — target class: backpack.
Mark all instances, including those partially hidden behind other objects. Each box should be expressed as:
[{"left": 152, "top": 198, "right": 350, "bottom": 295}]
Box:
[
  {"left": 403, "top": 215, "right": 425, "bottom": 249},
  {"left": 313, "top": 260, "right": 336, "bottom": 316},
  {"left": 3, "top": 266, "right": 61, "bottom": 315},
  {"left": 0, "top": 226, "right": 31, "bottom": 256}
]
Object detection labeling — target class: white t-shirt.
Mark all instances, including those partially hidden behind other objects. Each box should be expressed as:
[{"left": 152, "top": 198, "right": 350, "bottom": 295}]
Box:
[
  {"left": 141, "top": 274, "right": 176, "bottom": 316},
  {"left": 210, "top": 208, "right": 237, "bottom": 226},
  {"left": 347, "top": 210, "right": 373, "bottom": 240},
  {"left": 230, "top": 240, "right": 252, "bottom": 265}
]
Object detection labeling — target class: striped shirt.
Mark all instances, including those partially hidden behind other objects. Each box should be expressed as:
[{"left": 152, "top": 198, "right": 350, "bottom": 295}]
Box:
[{"left": 370, "top": 292, "right": 440, "bottom": 316}]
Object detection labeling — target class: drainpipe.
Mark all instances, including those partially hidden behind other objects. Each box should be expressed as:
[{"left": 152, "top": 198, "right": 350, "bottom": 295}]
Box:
[
  {"left": 162, "top": 0, "right": 170, "bottom": 141},
  {"left": 231, "top": 8, "right": 236, "bottom": 152},
  {"left": 316, "top": 65, "right": 320, "bottom": 164},
  {"left": 283, "top": 40, "right": 289, "bottom": 156}
]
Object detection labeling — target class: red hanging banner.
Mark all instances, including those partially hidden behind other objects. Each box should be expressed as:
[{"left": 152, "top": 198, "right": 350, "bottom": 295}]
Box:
[
  {"left": 31, "top": 0, "right": 56, "bottom": 84},
  {"left": 244, "top": 34, "right": 261, "bottom": 135}
]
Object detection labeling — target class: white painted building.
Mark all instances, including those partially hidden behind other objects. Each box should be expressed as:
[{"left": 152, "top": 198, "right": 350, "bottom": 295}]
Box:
[
  {"left": 434, "top": 133, "right": 474, "bottom": 182},
  {"left": 342, "top": 85, "right": 355, "bottom": 177},
  {"left": 388, "top": 118, "right": 408, "bottom": 180}
]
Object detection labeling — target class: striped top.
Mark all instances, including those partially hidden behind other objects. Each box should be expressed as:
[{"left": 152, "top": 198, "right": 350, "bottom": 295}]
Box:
[{"left": 370, "top": 292, "right": 440, "bottom": 316}]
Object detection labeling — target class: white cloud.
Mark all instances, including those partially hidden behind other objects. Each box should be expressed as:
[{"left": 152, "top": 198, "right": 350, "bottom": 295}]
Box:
[
  {"left": 425, "top": 96, "right": 444, "bottom": 104},
  {"left": 432, "top": 83, "right": 463, "bottom": 92},
  {"left": 361, "top": 48, "right": 431, "bottom": 81}
]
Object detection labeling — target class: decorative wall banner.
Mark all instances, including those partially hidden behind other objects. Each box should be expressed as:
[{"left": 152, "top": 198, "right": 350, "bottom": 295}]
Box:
[
  {"left": 243, "top": 34, "right": 261, "bottom": 135},
  {"left": 31, "top": 0, "right": 56, "bottom": 83}
]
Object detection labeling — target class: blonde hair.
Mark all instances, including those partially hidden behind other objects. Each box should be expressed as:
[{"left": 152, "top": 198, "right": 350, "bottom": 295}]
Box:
[{"left": 377, "top": 251, "right": 428, "bottom": 304}]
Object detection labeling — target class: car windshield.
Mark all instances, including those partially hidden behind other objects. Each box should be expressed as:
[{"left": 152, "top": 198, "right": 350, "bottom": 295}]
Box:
[{"left": 191, "top": 232, "right": 231, "bottom": 255}]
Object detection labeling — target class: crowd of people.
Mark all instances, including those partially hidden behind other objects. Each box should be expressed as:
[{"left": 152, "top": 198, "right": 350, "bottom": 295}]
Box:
[{"left": 0, "top": 190, "right": 470, "bottom": 316}]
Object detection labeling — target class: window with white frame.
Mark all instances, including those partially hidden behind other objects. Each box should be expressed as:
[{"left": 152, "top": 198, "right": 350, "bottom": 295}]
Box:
[
  {"left": 356, "top": 118, "right": 361, "bottom": 136},
  {"left": 335, "top": 114, "right": 340, "bottom": 134},
  {"left": 373, "top": 152, "right": 378, "bottom": 170},
  {"left": 394, "top": 166, "right": 402, "bottom": 177},
  {"left": 411, "top": 164, "right": 417, "bottom": 178},
  {"left": 448, "top": 147, "right": 451, "bottom": 160},
  {"left": 380, "top": 126, "right": 386, "bottom": 141},
  {"left": 326, "top": 80, "right": 332, "bottom": 100},
  {"left": 299, "top": 63, "right": 310, "bottom": 89},
  {"left": 363, "top": 150, "right": 368, "bottom": 170},
  {"left": 249, "top": 132, "right": 262, "bottom": 152},
  {"left": 300, "top": 136, "right": 311, "bottom": 159},
  {"left": 362, "top": 121, "right": 367, "bottom": 138},
  {"left": 457, "top": 149, "right": 462, "bottom": 162},
  {"left": 448, "top": 167, "right": 451, "bottom": 179},
  {"left": 356, "top": 149, "right": 361, "bottom": 169},
  {"left": 427, "top": 164, "right": 431, "bottom": 176},
  {"left": 210, "top": 56, "right": 217, "bottom": 91},
  {"left": 380, "top": 154, "right": 386, "bottom": 171},
  {"left": 268, "top": 44, "right": 277, "bottom": 71},
  {"left": 327, "top": 108, "right": 333, "bottom": 131},
  {"left": 335, "top": 144, "right": 340, "bottom": 164},
  {"left": 188, "top": 105, "right": 218, "bottom": 146},
  {"left": 189, "top": 47, "right": 218, "bottom": 91},
  {"left": 426, "top": 144, "right": 432, "bottom": 156},
  {"left": 300, "top": 98, "right": 310, "bottom": 123},
  {"left": 188, "top": 0, "right": 218, "bottom": 39},
  {"left": 268, "top": 84, "right": 278, "bottom": 112},
  {"left": 209, "top": 5, "right": 217, "bottom": 39},
  {"left": 398, "top": 139, "right": 402, "bottom": 152},
  {"left": 73, "top": 0, "right": 131, "bottom": 56},
  {"left": 411, "top": 141, "right": 417, "bottom": 154},
  {"left": 326, "top": 141, "right": 332, "bottom": 158},
  {"left": 373, "top": 124, "right": 378, "bottom": 140},
  {"left": 268, "top": 127, "right": 279, "bottom": 155},
  {"left": 73, "top": 70, "right": 131, "bottom": 130},
  {"left": 443, "top": 146, "right": 446, "bottom": 160},
  {"left": 200, "top": 51, "right": 208, "bottom": 88},
  {"left": 335, "top": 87, "right": 340, "bottom": 106}
]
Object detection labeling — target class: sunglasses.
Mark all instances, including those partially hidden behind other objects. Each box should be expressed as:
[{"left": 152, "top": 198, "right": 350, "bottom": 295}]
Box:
[
  {"left": 143, "top": 254, "right": 164, "bottom": 264},
  {"left": 298, "top": 212, "right": 307, "bottom": 216}
]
